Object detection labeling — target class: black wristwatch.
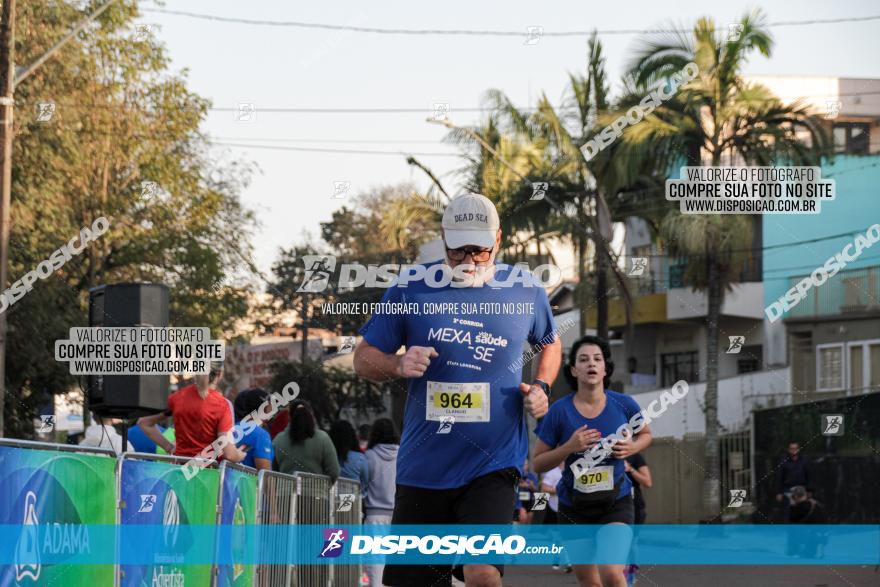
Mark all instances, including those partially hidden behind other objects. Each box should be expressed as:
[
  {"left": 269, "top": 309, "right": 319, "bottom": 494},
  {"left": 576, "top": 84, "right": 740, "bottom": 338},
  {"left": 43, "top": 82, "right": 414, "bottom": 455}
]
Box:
[{"left": 532, "top": 379, "right": 551, "bottom": 399}]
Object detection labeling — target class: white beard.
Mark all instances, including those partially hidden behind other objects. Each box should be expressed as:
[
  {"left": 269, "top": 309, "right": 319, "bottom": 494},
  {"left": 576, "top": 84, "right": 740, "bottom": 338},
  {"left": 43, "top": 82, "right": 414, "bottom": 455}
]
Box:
[{"left": 448, "top": 262, "right": 497, "bottom": 287}]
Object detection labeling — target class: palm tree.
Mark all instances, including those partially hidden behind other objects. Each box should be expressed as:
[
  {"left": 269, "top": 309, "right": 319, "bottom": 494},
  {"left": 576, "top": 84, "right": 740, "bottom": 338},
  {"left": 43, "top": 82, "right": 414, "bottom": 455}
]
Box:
[
  {"left": 624, "top": 9, "right": 831, "bottom": 517},
  {"left": 483, "top": 34, "right": 645, "bottom": 340}
]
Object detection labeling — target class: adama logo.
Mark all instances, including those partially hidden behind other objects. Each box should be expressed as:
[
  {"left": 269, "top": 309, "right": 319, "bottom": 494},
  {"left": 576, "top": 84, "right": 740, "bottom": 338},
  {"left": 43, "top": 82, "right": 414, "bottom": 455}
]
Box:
[
  {"left": 15, "top": 491, "right": 40, "bottom": 582},
  {"left": 319, "top": 528, "right": 347, "bottom": 558}
]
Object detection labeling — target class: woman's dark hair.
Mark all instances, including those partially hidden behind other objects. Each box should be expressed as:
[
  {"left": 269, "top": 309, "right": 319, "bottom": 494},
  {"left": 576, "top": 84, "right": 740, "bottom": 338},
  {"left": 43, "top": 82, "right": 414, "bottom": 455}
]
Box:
[
  {"left": 563, "top": 335, "right": 615, "bottom": 390},
  {"left": 329, "top": 420, "right": 359, "bottom": 463},
  {"left": 287, "top": 399, "right": 317, "bottom": 443},
  {"left": 233, "top": 388, "right": 269, "bottom": 422},
  {"left": 368, "top": 418, "right": 399, "bottom": 449}
]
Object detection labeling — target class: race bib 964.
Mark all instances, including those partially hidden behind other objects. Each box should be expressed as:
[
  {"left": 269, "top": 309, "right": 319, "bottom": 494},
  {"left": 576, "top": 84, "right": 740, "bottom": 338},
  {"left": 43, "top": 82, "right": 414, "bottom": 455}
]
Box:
[{"left": 426, "top": 381, "right": 490, "bottom": 422}]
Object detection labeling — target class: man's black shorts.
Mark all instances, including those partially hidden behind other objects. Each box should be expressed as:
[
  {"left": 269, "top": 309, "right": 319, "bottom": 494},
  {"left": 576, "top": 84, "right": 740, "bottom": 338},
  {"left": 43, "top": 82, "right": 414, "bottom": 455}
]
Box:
[{"left": 382, "top": 467, "right": 519, "bottom": 587}]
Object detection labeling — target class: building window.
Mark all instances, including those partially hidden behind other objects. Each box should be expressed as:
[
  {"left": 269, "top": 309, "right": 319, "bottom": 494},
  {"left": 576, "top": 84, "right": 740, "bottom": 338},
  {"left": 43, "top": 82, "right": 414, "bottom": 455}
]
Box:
[
  {"left": 846, "top": 339, "right": 880, "bottom": 393},
  {"left": 661, "top": 351, "right": 698, "bottom": 387},
  {"left": 832, "top": 122, "right": 870, "bottom": 155},
  {"left": 737, "top": 345, "right": 763, "bottom": 374},
  {"left": 816, "top": 343, "right": 844, "bottom": 391}
]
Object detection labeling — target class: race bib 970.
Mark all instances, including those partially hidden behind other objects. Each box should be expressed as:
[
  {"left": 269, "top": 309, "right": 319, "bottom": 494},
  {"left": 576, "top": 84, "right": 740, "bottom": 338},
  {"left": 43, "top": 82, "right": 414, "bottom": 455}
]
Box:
[
  {"left": 426, "top": 381, "right": 490, "bottom": 422},
  {"left": 573, "top": 465, "right": 614, "bottom": 494}
]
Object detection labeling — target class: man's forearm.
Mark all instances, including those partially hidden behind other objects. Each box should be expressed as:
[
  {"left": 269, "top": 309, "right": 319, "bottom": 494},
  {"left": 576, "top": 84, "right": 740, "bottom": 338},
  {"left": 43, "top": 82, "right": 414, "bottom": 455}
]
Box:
[
  {"left": 353, "top": 344, "right": 400, "bottom": 382},
  {"left": 534, "top": 339, "right": 562, "bottom": 385}
]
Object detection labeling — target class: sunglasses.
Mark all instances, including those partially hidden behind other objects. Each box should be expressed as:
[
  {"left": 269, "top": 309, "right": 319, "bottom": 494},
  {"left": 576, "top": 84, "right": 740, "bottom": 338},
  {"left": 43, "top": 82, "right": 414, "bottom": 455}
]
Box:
[{"left": 446, "top": 246, "right": 493, "bottom": 263}]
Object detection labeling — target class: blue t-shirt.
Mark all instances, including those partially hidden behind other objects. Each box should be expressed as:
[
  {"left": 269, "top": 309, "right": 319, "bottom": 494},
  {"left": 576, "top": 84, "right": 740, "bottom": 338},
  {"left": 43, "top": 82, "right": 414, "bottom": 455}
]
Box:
[
  {"left": 237, "top": 422, "right": 274, "bottom": 469},
  {"left": 360, "top": 261, "right": 557, "bottom": 489},
  {"left": 536, "top": 391, "right": 641, "bottom": 507},
  {"left": 128, "top": 424, "right": 165, "bottom": 453}
]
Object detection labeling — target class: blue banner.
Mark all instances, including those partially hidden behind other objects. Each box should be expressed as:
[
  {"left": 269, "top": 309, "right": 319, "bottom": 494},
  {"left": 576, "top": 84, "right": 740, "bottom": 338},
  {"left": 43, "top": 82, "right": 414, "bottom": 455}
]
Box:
[{"left": 2, "top": 524, "right": 879, "bottom": 565}]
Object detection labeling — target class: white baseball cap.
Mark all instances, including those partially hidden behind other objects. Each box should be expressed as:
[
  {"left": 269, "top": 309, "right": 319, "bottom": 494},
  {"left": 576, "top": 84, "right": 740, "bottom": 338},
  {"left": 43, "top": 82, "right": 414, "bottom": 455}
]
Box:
[{"left": 441, "top": 193, "right": 500, "bottom": 249}]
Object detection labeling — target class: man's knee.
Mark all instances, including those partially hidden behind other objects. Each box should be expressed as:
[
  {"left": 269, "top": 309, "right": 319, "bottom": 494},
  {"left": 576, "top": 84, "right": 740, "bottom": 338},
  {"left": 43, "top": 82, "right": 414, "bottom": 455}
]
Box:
[{"left": 463, "top": 564, "right": 501, "bottom": 587}]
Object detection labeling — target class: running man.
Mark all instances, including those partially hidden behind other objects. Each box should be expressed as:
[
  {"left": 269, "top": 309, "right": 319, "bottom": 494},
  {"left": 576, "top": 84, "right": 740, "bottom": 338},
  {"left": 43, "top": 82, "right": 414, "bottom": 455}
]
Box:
[
  {"left": 533, "top": 335, "right": 652, "bottom": 587},
  {"left": 354, "top": 193, "right": 561, "bottom": 587}
]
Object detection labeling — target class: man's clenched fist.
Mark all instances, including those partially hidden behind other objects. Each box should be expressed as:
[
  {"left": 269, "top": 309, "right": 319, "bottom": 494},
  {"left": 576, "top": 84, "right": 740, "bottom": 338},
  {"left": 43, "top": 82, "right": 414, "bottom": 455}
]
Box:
[
  {"left": 395, "top": 346, "right": 439, "bottom": 378},
  {"left": 519, "top": 382, "right": 549, "bottom": 418}
]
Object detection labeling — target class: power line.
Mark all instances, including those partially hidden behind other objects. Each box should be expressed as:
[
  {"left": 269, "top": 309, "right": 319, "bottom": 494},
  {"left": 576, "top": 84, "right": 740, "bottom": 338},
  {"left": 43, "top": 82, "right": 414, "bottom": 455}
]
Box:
[
  {"left": 26, "top": 126, "right": 880, "bottom": 169},
  {"left": 140, "top": 9, "right": 880, "bottom": 36},
  {"left": 211, "top": 141, "right": 458, "bottom": 157},
  {"left": 211, "top": 136, "right": 444, "bottom": 144},
  {"left": 23, "top": 88, "right": 880, "bottom": 114}
]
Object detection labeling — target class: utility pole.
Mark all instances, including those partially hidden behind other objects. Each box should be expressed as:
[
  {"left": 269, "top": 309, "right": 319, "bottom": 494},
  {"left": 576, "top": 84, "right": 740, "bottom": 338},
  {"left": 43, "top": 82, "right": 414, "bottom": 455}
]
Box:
[
  {"left": 0, "top": 0, "right": 118, "bottom": 437},
  {"left": 0, "top": 0, "right": 17, "bottom": 438}
]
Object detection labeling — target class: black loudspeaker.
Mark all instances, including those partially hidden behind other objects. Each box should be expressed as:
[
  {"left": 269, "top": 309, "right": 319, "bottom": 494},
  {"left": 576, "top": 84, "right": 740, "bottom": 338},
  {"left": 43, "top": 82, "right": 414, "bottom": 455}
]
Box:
[{"left": 87, "top": 283, "right": 170, "bottom": 419}]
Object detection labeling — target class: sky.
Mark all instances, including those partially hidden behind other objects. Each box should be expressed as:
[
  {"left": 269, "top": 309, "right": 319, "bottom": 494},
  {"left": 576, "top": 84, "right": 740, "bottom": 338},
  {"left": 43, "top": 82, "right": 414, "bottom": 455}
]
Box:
[{"left": 137, "top": 0, "right": 880, "bottom": 273}]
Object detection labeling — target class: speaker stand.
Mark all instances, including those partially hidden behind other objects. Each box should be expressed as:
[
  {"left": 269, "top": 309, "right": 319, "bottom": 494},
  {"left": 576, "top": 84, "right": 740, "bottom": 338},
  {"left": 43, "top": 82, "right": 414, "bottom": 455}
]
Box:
[{"left": 121, "top": 420, "right": 128, "bottom": 454}]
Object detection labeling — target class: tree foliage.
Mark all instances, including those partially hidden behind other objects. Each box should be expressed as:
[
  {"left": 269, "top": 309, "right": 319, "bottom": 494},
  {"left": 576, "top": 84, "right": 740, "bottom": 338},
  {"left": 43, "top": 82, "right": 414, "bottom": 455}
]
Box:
[
  {"left": 268, "top": 359, "right": 386, "bottom": 429},
  {"left": 5, "top": 1, "right": 258, "bottom": 436},
  {"left": 266, "top": 185, "right": 429, "bottom": 337}
]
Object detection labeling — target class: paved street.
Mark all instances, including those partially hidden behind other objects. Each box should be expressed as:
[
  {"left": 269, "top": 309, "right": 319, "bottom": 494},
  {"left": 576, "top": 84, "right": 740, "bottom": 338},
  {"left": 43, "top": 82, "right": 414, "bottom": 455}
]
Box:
[{"left": 501, "top": 565, "right": 879, "bottom": 586}]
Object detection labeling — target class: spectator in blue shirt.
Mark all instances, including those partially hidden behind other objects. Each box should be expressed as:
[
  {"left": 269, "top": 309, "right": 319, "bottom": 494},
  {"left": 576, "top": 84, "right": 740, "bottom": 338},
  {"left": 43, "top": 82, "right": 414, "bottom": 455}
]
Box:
[
  {"left": 127, "top": 420, "right": 165, "bottom": 453},
  {"left": 233, "top": 388, "right": 274, "bottom": 471},
  {"left": 330, "top": 420, "right": 370, "bottom": 495}
]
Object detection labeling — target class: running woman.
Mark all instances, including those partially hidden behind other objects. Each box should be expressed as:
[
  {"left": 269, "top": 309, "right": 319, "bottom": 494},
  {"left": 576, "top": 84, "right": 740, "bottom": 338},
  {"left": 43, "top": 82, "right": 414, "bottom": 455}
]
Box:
[
  {"left": 533, "top": 335, "right": 652, "bottom": 587},
  {"left": 354, "top": 193, "right": 561, "bottom": 587}
]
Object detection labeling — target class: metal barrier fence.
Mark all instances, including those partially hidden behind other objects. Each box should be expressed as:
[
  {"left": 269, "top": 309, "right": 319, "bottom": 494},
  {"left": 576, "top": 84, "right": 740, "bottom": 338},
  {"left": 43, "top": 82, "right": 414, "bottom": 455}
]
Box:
[
  {"left": 292, "top": 472, "right": 332, "bottom": 587},
  {"left": 0, "top": 436, "right": 116, "bottom": 456},
  {"left": 0, "top": 438, "right": 363, "bottom": 586},
  {"left": 333, "top": 477, "right": 364, "bottom": 587},
  {"left": 216, "top": 461, "right": 259, "bottom": 587},
  {"left": 256, "top": 469, "right": 297, "bottom": 587}
]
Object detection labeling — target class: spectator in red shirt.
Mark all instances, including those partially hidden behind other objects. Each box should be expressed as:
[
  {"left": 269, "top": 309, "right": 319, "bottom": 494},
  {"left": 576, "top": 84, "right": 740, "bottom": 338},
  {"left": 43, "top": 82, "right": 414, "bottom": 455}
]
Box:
[
  {"left": 269, "top": 406, "right": 290, "bottom": 439},
  {"left": 138, "top": 363, "right": 246, "bottom": 463}
]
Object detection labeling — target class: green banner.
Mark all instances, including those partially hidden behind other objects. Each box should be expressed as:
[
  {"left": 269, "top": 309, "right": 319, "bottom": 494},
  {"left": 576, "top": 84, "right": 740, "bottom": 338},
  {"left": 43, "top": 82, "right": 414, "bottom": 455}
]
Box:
[
  {"left": 0, "top": 445, "right": 116, "bottom": 585},
  {"left": 120, "top": 457, "right": 220, "bottom": 586}
]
